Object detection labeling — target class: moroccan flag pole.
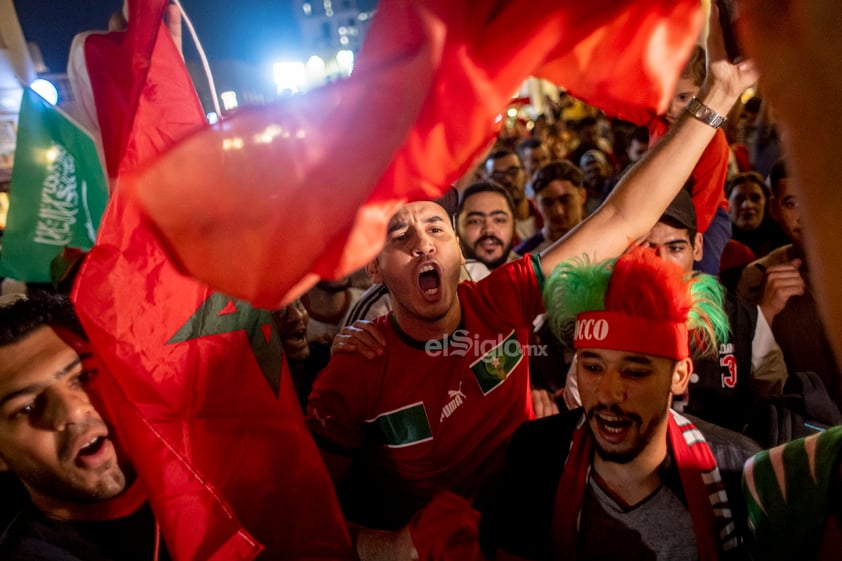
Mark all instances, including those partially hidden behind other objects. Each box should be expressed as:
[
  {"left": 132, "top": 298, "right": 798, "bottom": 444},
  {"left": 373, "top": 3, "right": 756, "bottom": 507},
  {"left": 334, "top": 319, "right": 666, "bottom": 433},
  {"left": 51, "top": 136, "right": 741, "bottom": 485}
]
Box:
[{"left": 70, "top": 1, "right": 353, "bottom": 559}]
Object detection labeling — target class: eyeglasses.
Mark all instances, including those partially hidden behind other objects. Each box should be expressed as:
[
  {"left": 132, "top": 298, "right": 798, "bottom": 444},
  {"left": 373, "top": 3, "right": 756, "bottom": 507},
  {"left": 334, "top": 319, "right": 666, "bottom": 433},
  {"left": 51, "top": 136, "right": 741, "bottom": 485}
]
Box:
[{"left": 490, "top": 166, "right": 523, "bottom": 180}]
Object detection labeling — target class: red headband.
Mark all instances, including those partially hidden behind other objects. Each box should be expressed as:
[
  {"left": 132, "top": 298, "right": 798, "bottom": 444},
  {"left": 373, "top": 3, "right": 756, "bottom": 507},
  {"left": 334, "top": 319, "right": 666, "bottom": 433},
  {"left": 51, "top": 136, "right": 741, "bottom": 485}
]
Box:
[{"left": 573, "top": 310, "right": 689, "bottom": 361}]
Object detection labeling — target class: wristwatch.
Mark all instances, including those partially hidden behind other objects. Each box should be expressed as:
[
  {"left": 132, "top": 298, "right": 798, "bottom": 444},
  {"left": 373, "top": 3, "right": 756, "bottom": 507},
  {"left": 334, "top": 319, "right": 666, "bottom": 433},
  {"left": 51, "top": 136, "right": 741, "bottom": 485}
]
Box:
[{"left": 685, "top": 97, "right": 727, "bottom": 129}]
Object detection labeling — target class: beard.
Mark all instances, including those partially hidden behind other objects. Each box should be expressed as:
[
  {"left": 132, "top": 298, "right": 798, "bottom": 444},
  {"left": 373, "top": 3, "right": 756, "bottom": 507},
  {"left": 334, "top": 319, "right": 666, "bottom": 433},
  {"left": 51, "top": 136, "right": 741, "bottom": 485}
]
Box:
[
  {"left": 586, "top": 401, "right": 669, "bottom": 464},
  {"left": 462, "top": 236, "right": 512, "bottom": 270}
]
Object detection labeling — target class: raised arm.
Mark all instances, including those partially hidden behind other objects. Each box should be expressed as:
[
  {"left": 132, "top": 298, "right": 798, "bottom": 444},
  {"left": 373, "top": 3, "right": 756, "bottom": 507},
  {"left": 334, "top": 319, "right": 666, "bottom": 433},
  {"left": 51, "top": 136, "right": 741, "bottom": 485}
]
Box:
[{"left": 539, "top": 6, "right": 758, "bottom": 275}]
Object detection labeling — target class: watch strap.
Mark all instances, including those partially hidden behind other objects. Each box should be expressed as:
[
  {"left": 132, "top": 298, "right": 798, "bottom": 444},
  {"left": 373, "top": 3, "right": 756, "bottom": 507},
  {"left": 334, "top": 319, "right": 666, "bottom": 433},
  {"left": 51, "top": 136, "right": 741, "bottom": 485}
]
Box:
[{"left": 685, "top": 97, "right": 727, "bottom": 129}]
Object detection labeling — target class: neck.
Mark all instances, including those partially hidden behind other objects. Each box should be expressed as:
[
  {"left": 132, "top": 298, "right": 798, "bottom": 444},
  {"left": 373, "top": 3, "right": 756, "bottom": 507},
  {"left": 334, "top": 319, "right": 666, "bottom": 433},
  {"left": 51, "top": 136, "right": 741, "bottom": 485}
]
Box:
[
  {"left": 30, "top": 479, "right": 147, "bottom": 522},
  {"left": 592, "top": 422, "right": 669, "bottom": 506},
  {"left": 515, "top": 197, "right": 530, "bottom": 220},
  {"left": 392, "top": 302, "right": 462, "bottom": 342}
]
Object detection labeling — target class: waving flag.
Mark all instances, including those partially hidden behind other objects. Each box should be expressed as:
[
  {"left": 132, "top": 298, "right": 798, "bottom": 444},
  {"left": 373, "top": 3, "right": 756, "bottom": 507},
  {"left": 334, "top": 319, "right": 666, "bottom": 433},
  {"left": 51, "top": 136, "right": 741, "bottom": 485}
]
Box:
[
  {"left": 131, "top": 0, "right": 704, "bottom": 309},
  {"left": 70, "top": 1, "right": 352, "bottom": 560},
  {"left": 0, "top": 88, "right": 108, "bottom": 282}
]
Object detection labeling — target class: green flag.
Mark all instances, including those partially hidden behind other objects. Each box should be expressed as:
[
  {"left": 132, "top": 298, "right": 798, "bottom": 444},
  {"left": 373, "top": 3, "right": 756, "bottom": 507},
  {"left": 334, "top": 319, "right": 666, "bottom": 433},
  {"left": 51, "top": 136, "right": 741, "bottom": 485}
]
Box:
[{"left": 0, "top": 88, "right": 108, "bottom": 282}]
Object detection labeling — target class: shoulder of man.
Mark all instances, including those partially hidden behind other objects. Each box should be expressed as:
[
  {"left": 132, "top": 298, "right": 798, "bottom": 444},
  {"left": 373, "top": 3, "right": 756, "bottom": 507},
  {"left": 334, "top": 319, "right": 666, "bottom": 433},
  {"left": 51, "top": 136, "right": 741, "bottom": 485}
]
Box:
[{"left": 686, "top": 413, "right": 761, "bottom": 475}]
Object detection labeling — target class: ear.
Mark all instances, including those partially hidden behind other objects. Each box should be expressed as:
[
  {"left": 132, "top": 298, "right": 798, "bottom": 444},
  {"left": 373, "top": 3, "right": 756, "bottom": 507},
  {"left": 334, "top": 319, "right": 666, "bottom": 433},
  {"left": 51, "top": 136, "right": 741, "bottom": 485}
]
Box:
[
  {"left": 365, "top": 258, "right": 383, "bottom": 284},
  {"left": 671, "top": 357, "right": 693, "bottom": 395},
  {"left": 693, "top": 232, "right": 704, "bottom": 262}
]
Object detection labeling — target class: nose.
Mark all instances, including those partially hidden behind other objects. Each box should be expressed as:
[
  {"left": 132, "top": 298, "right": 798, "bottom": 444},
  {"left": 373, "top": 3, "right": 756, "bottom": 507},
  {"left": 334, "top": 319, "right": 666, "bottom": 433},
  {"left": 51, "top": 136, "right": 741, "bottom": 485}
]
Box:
[
  {"left": 287, "top": 300, "right": 307, "bottom": 322},
  {"left": 42, "top": 386, "right": 92, "bottom": 430},
  {"left": 412, "top": 230, "right": 435, "bottom": 257},
  {"left": 593, "top": 368, "right": 625, "bottom": 405}
]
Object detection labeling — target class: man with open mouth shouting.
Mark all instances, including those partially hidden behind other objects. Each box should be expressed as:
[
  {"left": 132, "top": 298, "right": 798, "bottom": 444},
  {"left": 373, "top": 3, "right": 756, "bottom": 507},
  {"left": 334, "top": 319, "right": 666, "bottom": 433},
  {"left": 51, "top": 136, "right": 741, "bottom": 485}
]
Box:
[
  {"left": 0, "top": 293, "right": 167, "bottom": 561},
  {"left": 305, "top": 19, "right": 757, "bottom": 558},
  {"left": 485, "top": 247, "right": 756, "bottom": 561}
]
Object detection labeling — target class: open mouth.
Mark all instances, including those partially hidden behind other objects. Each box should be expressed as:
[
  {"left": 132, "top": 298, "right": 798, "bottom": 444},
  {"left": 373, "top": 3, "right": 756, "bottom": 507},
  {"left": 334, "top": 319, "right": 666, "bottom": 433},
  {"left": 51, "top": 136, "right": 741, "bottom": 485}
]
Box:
[
  {"left": 595, "top": 413, "right": 634, "bottom": 434},
  {"left": 418, "top": 263, "right": 441, "bottom": 297},
  {"left": 77, "top": 436, "right": 106, "bottom": 458}
]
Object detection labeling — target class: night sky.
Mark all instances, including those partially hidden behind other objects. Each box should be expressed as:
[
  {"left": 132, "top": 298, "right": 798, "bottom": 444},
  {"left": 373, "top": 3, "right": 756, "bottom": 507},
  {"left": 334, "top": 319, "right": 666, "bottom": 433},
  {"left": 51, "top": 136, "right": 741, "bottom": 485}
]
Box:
[{"left": 14, "top": 0, "right": 303, "bottom": 73}]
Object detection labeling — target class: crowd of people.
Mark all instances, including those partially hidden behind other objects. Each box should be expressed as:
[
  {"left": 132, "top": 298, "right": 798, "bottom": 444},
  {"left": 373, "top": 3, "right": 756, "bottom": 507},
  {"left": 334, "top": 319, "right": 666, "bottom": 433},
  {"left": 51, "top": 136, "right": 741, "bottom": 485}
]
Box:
[{"left": 2, "top": 1, "right": 842, "bottom": 560}]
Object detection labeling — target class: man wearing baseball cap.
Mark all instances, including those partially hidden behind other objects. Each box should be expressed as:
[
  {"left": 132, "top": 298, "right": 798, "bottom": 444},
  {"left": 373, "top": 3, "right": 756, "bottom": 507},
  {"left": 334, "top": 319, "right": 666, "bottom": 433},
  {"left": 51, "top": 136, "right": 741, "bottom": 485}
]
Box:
[{"left": 484, "top": 247, "right": 755, "bottom": 561}]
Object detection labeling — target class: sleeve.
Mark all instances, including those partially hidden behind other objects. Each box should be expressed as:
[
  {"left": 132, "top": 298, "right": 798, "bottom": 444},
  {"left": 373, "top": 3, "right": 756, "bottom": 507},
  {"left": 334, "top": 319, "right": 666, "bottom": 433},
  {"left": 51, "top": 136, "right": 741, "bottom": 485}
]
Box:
[
  {"left": 736, "top": 262, "right": 765, "bottom": 304},
  {"left": 475, "top": 254, "right": 546, "bottom": 328},
  {"left": 305, "top": 353, "right": 377, "bottom": 454},
  {"left": 481, "top": 416, "right": 573, "bottom": 560},
  {"left": 749, "top": 308, "right": 787, "bottom": 397},
  {"left": 687, "top": 129, "right": 730, "bottom": 233}
]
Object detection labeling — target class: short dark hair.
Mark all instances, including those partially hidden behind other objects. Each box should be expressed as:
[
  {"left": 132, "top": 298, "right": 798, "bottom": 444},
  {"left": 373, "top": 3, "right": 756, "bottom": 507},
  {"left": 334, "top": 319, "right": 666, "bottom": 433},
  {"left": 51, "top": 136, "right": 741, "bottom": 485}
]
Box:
[
  {"left": 768, "top": 158, "right": 788, "bottom": 199},
  {"left": 517, "top": 137, "right": 543, "bottom": 155},
  {"left": 487, "top": 149, "right": 521, "bottom": 165},
  {"left": 456, "top": 181, "right": 516, "bottom": 220},
  {"left": 0, "top": 291, "right": 85, "bottom": 346},
  {"left": 531, "top": 160, "right": 584, "bottom": 195}
]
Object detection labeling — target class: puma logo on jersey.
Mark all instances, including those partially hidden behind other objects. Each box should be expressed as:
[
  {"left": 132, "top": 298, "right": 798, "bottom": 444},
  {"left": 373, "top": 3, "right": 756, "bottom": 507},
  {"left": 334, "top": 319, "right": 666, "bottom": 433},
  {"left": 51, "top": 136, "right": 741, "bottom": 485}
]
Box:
[{"left": 440, "top": 381, "right": 466, "bottom": 422}]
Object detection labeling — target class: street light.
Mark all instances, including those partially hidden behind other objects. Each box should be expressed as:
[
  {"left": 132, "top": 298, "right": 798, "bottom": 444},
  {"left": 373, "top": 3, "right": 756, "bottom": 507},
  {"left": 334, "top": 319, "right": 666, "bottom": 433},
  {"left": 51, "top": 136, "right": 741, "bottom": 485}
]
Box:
[
  {"left": 336, "top": 50, "right": 354, "bottom": 75},
  {"left": 273, "top": 61, "right": 306, "bottom": 95},
  {"left": 30, "top": 78, "right": 58, "bottom": 105}
]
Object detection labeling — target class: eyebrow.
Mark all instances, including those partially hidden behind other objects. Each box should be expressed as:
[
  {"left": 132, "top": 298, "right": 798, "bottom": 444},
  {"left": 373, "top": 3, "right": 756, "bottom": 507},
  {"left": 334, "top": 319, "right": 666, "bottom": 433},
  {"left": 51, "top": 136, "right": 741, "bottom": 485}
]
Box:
[
  {"left": 387, "top": 220, "right": 407, "bottom": 234},
  {"left": 465, "top": 210, "right": 509, "bottom": 219},
  {"left": 578, "top": 351, "right": 654, "bottom": 365},
  {"left": 0, "top": 355, "right": 86, "bottom": 410}
]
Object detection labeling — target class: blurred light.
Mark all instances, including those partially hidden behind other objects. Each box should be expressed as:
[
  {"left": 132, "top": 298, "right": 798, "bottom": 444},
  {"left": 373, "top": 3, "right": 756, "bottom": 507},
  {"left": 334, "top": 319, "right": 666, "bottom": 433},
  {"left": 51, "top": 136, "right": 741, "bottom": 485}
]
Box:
[
  {"left": 273, "top": 61, "right": 307, "bottom": 94},
  {"left": 338, "top": 26, "right": 347, "bottom": 35},
  {"left": 357, "top": 12, "right": 370, "bottom": 21},
  {"left": 220, "top": 91, "right": 239, "bottom": 111},
  {"left": 307, "top": 55, "right": 326, "bottom": 73},
  {"left": 336, "top": 49, "right": 354, "bottom": 74},
  {"left": 45, "top": 146, "right": 59, "bottom": 163},
  {"left": 207, "top": 111, "right": 219, "bottom": 124},
  {"left": 222, "top": 137, "right": 244, "bottom": 151},
  {"left": 339, "top": 36, "right": 349, "bottom": 46},
  {"left": 506, "top": 108, "right": 518, "bottom": 118},
  {"left": 254, "top": 125, "right": 284, "bottom": 144},
  {"left": 326, "top": 8, "right": 333, "bottom": 16},
  {"left": 30, "top": 79, "right": 58, "bottom": 105},
  {"left": 295, "top": 129, "right": 307, "bottom": 139},
  {"left": 302, "top": 2, "right": 311, "bottom": 15}
]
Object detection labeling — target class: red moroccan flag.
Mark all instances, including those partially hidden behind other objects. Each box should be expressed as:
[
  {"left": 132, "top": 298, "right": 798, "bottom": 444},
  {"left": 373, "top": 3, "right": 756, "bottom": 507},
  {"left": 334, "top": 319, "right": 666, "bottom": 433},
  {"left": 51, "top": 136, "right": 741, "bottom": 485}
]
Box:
[
  {"left": 70, "top": 1, "right": 353, "bottom": 559},
  {"left": 130, "top": 0, "right": 703, "bottom": 309}
]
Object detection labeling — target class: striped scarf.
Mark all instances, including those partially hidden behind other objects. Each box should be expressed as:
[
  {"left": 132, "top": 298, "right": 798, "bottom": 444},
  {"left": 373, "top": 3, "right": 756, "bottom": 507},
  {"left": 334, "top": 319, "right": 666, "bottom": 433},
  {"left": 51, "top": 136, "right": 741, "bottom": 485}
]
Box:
[
  {"left": 552, "top": 410, "right": 738, "bottom": 560},
  {"left": 743, "top": 425, "right": 842, "bottom": 559}
]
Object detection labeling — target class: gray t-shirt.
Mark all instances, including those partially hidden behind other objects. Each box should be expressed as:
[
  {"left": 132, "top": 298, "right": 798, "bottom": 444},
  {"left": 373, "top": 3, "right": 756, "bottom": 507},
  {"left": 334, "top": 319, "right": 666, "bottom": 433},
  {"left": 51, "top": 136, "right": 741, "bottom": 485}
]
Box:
[{"left": 578, "top": 475, "right": 697, "bottom": 561}]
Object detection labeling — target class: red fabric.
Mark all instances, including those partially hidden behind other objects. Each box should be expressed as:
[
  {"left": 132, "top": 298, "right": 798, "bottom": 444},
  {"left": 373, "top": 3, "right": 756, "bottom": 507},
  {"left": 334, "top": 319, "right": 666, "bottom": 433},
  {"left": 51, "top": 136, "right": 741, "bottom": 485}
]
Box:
[
  {"left": 130, "top": 0, "right": 704, "bottom": 309},
  {"left": 719, "top": 238, "right": 757, "bottom": 273},
  {"left": 70, "top": 1, "right": 353, "bottom": 559},
  {"left": 306, "top": 255, "right": 541, "bottom": 515},
  {"left": 408, "top": 492, "right": 485, "bottom": 561},
  {"left": 573, "top": 311, "right": 689, "bottom": 361}
]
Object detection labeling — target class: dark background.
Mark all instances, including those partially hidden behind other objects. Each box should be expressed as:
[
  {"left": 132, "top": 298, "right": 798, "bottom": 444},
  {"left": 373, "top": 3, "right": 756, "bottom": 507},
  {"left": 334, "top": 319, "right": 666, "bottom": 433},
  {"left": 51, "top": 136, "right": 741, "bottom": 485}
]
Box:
[{"left": 14, "top": 0, "right": 303, "bottom": 73}]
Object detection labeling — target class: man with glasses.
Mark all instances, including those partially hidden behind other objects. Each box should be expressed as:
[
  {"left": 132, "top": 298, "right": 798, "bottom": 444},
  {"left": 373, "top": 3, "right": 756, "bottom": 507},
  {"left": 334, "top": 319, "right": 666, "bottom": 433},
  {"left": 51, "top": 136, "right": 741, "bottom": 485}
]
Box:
[{"left": 484, "top": 150, "right": 543, "bottom": 242}]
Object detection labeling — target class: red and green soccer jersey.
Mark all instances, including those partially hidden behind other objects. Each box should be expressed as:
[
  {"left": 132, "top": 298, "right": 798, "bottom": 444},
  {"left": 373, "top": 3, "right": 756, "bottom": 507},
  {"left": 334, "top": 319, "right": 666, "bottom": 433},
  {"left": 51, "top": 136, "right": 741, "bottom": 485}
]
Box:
[{"left": 306, "top": 254, "right": 545, "bottom": 527}]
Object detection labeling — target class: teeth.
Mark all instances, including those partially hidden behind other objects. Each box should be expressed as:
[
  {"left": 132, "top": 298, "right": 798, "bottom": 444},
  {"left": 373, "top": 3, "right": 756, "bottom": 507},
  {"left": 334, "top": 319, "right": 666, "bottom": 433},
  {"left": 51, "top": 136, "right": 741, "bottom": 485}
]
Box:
[
  {"left": 421, "top": 265, "right": 435, "bottom": 273},
  {"left": 424, "top": 288, "right": 439, "bottom": 296}
]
